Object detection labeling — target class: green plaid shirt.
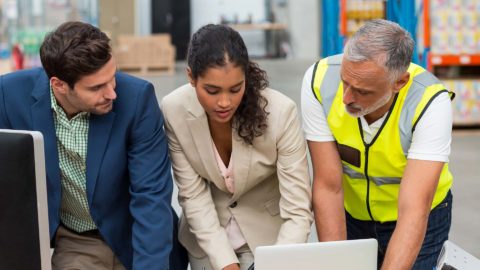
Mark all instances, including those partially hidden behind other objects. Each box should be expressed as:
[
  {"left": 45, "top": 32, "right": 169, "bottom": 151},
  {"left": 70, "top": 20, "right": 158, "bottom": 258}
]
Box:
[{"left": 50, "top": 88, "right": 97, "bottom": 232}]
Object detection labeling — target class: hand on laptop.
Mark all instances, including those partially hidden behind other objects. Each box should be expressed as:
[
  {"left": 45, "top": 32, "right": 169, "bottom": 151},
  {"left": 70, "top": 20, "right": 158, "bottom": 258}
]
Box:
[{"left": 223, "top": 263, "right": 240, "bottom": 270}]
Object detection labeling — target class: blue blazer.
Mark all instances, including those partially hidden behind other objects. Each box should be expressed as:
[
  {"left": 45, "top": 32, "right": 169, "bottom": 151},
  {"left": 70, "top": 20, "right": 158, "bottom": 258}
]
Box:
[{"left": 0, "top": 68, "right": 174, "bottom": 270}]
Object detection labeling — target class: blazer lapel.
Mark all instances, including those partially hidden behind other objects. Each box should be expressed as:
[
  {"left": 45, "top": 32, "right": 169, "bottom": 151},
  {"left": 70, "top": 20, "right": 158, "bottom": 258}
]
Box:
[
  {"left": 31, "top": 73, "right": 61, "bottom": 192},
  {"left": 186, "top": 95, "right": 228, "bottom": 192},
  {"left": 230, "top": 132, "right": 252, "bottom": 202},
  {"left": 86, "top": 112, "right": 115, "bottom": 203}
]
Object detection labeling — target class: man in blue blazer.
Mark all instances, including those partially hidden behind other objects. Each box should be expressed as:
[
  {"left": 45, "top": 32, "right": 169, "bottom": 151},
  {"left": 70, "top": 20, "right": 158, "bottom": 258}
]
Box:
[{"left": 0, "top": 21, "right": 185, "bottom": 270}]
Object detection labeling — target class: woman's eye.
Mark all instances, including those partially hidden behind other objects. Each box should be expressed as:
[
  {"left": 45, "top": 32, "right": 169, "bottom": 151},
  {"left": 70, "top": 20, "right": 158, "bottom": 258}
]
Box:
[{"left": 205, "top": 88, "right": 218, "bottom": 95}]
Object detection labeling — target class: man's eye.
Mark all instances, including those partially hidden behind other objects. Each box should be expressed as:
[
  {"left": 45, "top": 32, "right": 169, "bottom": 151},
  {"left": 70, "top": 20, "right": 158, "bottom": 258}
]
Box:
[{"left": 357, "top": 90, "right": 369, "bottom": 95}]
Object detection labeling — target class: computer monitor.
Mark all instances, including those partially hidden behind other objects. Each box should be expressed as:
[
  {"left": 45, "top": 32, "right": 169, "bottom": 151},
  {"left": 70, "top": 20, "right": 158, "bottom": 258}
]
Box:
[
  {"left": 254, "top": 239, "right": 378, "bottom": 270},
  {"left": 0, "top": 129, "right": 51, "bottom": 270}
]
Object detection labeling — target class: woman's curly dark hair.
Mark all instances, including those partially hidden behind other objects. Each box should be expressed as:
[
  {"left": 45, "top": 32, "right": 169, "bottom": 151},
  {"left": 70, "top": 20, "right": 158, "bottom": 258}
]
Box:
[{"left": 187, "top": 24, "right": 269, "bottom": 145}]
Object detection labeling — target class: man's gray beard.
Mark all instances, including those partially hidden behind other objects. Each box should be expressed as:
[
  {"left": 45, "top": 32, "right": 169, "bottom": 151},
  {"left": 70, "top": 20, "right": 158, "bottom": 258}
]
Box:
[{"left": 346, "top": 91, "right": 393, "bottom": 118}]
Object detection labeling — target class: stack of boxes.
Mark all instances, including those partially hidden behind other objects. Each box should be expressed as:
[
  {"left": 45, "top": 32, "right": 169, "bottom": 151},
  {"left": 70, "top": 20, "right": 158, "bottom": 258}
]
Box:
[
  {"left": 345, "top": 0, "right": 384, "bottom": 36},
  {"left": 114, "top": 34, "right": 176, "bottom": 75},
  {"left": 430, "top": 0, "right": 480, "bottom": 55},
  {"left": 443, "top": 80, "right": 480, "bottom": 125},
  {"left": 430, "top": 0, "right": 480, "bottom": 125}
]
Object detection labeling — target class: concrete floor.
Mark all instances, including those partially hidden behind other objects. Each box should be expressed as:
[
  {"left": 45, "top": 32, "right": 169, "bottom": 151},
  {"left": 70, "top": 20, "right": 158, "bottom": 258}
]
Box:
[{"left": 142, "top": 59, "right": 480, "bottom": 258}]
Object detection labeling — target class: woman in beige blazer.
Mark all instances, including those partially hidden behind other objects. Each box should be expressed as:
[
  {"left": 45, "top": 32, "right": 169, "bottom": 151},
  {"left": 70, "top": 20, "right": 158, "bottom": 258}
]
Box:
[{"left": 161, "top": 24, "right": 313, "bottom": 270}]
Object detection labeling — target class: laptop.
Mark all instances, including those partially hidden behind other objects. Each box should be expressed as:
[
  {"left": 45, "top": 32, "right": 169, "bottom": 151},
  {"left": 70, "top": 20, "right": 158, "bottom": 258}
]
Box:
[
  {"left": 0, "top": 129, "right": 51, "bottom": 270},
  {"left": 254, "top": 239, "right": 378, "bottom": 270}
]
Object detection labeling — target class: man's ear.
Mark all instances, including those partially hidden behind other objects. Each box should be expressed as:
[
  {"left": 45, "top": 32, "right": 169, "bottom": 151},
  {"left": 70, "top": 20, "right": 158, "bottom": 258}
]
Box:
[
  {"left": 50, "top": 77, "right": 68, "bottom": 95},
  {"left": 186, "top": 67, "right": 195, "bottom": 87},
  {"left": 393, "top": 72, "right": 410, "bottom": 93}
]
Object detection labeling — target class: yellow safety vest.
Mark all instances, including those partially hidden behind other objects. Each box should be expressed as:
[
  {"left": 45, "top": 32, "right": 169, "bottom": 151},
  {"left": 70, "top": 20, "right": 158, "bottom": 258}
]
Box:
[{"left": 311, "top": 54, "right": 454, "bottom": 222}]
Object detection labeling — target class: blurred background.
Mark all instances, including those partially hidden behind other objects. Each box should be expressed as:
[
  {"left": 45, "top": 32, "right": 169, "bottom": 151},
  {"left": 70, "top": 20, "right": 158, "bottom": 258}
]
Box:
[
  {"left": 1, "top": 0, "right": 479, "bottom": 125},
  {"left": 0, "top": 0, "right": 479, "bottom": 258}
]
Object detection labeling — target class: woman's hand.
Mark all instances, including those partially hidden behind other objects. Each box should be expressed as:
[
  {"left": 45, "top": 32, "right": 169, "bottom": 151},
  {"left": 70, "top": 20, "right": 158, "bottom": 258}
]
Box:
[{"left": 222, "top": 263, "right": 240, "bottom": 270}]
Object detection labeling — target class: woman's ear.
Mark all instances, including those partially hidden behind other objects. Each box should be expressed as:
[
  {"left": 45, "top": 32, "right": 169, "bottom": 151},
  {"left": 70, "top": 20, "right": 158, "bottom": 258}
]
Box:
[{"left": 186, "top": 67, "right": 195, "bottom": 87}]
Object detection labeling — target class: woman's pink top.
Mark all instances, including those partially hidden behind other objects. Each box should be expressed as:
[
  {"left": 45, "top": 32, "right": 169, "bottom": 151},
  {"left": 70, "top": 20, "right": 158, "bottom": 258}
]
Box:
[{"left": 212, "top": 141, "right": 247, "bottom": 250}]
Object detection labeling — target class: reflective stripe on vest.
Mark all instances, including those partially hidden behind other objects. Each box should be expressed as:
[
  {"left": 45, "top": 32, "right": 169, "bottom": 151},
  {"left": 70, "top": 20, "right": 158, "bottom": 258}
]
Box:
[
  {"left": 311, "top": 54, "right": 454, "bottom": 222},
  {"left": 343, "top": 165, "right": 401, "bottom": 185}
]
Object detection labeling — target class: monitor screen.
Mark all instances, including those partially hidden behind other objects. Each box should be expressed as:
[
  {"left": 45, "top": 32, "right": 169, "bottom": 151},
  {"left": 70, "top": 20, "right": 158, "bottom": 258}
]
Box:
[{"left": 0, "top": 129, "right": 51, "bottom": 270}]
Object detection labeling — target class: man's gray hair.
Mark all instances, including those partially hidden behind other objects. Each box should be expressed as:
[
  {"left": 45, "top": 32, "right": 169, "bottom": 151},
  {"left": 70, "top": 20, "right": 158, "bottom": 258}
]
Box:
[{"left": 343, "top": 19, "right": 414, "bottom": 82}]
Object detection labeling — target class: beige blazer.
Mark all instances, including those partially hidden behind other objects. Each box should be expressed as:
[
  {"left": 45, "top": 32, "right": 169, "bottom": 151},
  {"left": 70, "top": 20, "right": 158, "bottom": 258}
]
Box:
[{"left": 161, "top": 84, "right": 313, "bottom": 270}]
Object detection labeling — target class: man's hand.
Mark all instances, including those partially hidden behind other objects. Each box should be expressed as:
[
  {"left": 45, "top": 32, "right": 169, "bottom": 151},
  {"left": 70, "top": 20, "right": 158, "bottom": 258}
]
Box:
[{"left": 222, "top": 263, "right": 240, "bottom": 270}]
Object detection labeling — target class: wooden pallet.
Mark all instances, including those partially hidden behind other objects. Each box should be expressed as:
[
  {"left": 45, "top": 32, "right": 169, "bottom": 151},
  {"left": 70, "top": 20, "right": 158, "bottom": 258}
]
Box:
[{"left": 117, "top": 65, "right": 175, "bottom": 76}]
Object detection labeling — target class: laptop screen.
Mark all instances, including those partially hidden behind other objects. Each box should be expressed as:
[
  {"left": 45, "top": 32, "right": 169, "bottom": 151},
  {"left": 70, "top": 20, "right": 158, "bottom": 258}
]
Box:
[{"left": 0, "top": 130, "right": 51, "bottom": 270}]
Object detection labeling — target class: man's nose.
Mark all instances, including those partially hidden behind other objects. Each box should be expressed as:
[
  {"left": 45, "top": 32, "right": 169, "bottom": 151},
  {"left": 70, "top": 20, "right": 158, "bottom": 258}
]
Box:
[{"left": 104, "top": 83, "right": 116, "bottom": 100}]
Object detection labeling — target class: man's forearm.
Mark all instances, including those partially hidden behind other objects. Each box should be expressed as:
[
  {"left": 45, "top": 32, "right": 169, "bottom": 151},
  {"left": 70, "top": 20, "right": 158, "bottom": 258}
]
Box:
[
  {"left": 381, "top": 158, "right": 445, "bottom": 270},
  {"left": 380, "top": 211, "right": 429, "bottom": 270},
  {"left": 313, "top": 187, "right": 346, "bottom": 241}
]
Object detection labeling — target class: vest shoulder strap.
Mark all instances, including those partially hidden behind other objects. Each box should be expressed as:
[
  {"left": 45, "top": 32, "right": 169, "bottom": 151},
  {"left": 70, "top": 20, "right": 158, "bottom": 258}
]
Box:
[{"left": 311, "top": 54, "right": 343, "bottom": 116}]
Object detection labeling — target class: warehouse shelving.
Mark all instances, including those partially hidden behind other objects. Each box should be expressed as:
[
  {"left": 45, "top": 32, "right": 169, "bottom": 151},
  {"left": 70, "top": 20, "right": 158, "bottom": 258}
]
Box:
[{"left": 424, "top": 0, "right": 480, "bottom": 126}]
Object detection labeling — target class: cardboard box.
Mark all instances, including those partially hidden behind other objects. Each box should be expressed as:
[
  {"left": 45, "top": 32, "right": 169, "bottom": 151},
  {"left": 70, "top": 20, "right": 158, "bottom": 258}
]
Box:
[{"left": 114, "top": 34, "right": 175, "bottom": 75}]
